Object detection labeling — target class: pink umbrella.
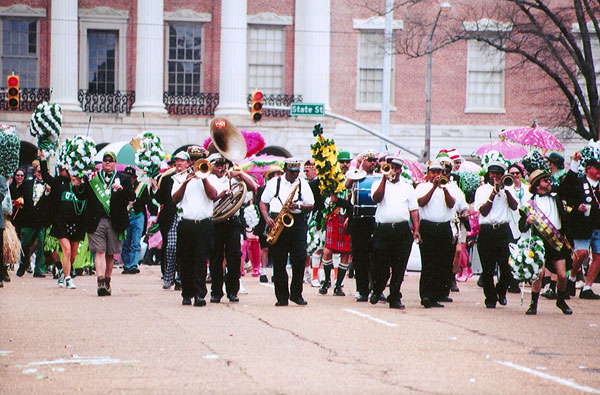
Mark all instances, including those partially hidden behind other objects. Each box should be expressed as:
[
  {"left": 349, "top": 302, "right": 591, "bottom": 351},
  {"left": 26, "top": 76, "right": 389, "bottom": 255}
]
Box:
[
  {"left": 459, "top": 160, "right": 482, "bottom": 173},
  {"left": 499, "top": 123, "right": 564, "bottom": 151},
  {"left": 474, "top": 140, "right": 528, "bottom": 160},
  {"left": 403, "top": 159, "right": 425, "bottom": 182}
]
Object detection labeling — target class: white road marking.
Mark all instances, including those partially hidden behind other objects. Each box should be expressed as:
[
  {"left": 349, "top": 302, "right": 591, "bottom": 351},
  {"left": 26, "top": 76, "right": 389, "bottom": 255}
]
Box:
[
  {"left": 0, "top": 350, "right": 13, "bottom": 356},
  {"left": 343, "top": 308, "right": 398, "bottom": 327},
  {"left": 495, "top": 360, "right": 600, "bottom": 394},
  {"left": 259, "top": 283, "right": 274, "bottom": 289},
  {"left": 19, "top": 355, "right": 139, "bottom": 367},
  {"left": 203, "top": 354, "right": 220, "bottom": 359}
]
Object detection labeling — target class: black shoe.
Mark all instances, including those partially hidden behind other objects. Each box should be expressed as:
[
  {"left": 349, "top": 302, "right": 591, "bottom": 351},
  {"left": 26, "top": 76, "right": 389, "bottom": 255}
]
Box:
[
  {"left": 33, "top": 272, "right": 46, "bottom": 278},
  {"left": 450, "top": 280, "right": 460, "bottom": 292},
  {"left": 290, "top": 297, "right": 307, "bottom": 305},
  {"left": 369, "top": 291, "right": 379, "bottom": 305},
  {"left": 132, "top": 267, "right": 140, "bottom": 274},
  {"left": 228, "top": 294, "right": 239, "bottom": 303},
  {"left": 379, "top": 292, "right": 387, "bottom": 302},
  {"left": 566, "top": 279, "right": 576, "bottom": 296},
  {"left": 275, "top": 300, "right": 288, "bottom": 306},
  {"left": 182, "top": 297, "right": 192, "bottom": 305},
  {"left": 485, "top": 303, "right": 496, "bottom": 308},
  {"left": 122, "top": 268, "right": 132, "bottom": 274},
  {"left": 389, "top": 299, "right": 405, "bottom": 309},
  {"left": 259, "top": 274, "right": 268, "bottom": 283},
  {"left": 333, "top": 286, "right": 345, "bottom": 296},
  {"left": 556, "top": 298, "right": 572, "bottom": 314},
  {"left": 319, "top": 281, "right": 330, "bottom": 295},
  {"left": 438, "top": 296, "right": 453, "bottom": 303},
  {"left": 210, "top": 295, "right": 221, "bottom": 303},
  {"left": 498, "top": 295, "right": 507, "bottom": 306},
  {"left": 525, "top": 302, "right": 537, "bottom": 315},
  {"left": 356, "top": 293, "right": 368, "bottom": 302},
  {"left": 579, "top": 288, "right": 600, "bottom": 300},
  {"left": 477, "top": 277, "right": 484, "bottom": 287},
  {"left": 507, "top": 283, "right": 521, "bottom": 294},
  {"left": 2, "top": 274, "right": 10, "bottom": 282},
  {"left": 194, "top": 297, "right": 206, "bottom": 307},
  {"left": 16, "top": 266, "right": 25, "bottom": 277},
  {"left": 541, "top": 289, "right": 557, "bottom": 300}
]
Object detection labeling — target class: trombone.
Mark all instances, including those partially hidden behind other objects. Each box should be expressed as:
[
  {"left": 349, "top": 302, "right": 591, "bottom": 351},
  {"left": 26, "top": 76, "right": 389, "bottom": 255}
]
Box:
[{"left": 193, "top": 159, "right": 212, "bottom": 179}]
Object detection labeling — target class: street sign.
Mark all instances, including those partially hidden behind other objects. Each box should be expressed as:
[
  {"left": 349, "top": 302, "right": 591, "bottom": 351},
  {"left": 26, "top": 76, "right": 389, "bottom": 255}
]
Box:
[{"left": 290, "top": 103, "right": 324, "bottom": 116}]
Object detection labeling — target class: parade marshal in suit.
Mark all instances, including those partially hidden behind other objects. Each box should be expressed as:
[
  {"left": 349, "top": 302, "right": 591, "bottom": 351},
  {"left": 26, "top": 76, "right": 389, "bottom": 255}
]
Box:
[{"left": 85, "top": 151, "right": 135, "bottom": 296}]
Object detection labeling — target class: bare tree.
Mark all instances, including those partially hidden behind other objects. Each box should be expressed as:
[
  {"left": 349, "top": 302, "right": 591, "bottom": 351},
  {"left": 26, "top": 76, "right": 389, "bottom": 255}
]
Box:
[{"left": 389, "top": 0, "right": 600, "bottom": 141}]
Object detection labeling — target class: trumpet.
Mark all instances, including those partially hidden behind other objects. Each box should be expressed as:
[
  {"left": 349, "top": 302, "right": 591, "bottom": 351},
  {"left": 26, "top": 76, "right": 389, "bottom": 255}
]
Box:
[
  {"left": 381, "top": 163, "right": 396, "bottom": 180},
  {"left": 193, "top": 159, "right": 212, "bottom": 179},
  {"left": 501, "top": 174, "right": 514, "bottom": 187},
  {"left": 438, "top": 176, "right": 449, "bottom": 186}
]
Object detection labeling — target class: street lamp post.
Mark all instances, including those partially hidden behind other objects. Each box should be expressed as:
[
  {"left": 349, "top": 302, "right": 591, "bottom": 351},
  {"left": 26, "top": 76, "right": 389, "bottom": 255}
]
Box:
[{"left": 424, "top": 2, "right": 451, "bottom": 162}]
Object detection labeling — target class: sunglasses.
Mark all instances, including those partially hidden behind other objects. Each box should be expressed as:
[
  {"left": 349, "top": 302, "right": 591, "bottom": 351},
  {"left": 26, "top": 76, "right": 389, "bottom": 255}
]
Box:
[
  {"left": 103, "top": 158, "right": 115, "bottom": 163},
  {"left": 366, "top": 158, "right": 377, "bottom": 162}
]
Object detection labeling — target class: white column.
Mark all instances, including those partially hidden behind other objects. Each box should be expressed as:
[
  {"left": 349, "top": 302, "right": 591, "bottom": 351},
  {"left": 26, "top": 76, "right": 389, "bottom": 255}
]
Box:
[
  {"left": 50, "top": 0, "right": 80, "bottom": 111},
  {"left": 131, "top": 0, "right": 167, "bottom": 113},
  {"left": 214, "top": 0, "right": 248, "bottom": 116},
  {"left": 294, "top": 0, "right": 331, "bottom": 109}
]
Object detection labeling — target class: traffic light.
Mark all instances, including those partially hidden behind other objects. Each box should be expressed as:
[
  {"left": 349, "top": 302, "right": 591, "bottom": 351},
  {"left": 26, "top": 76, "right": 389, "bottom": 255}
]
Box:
[
  {"left": 7, "top": 75, "right": 20, "bottom": 109},
  {"left": 250, "top": 90, "right": 263, "bottom": 122}
]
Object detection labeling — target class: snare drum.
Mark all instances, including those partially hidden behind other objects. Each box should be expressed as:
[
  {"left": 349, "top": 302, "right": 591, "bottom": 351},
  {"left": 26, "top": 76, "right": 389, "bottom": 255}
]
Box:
[{"left": 352, "top": 175, "right": 381, "bottom": 217}]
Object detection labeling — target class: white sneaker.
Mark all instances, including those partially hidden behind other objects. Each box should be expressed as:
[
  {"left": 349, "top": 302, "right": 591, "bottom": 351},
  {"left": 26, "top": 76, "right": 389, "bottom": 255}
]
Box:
[
  {"left": 311, "top": 279, "right": 320, "bottom": 287},
  {"left": 65, "top": 277, "right": 76, "bottom": 289},
  {"left": 57, "top": 271, "right": 65, "bottom": 288},
  {"left": 239, "top": 280, "right": 248, "bottom": 294},
  {"left": 303, "top": 269, "right": 312, "bottom": 284}
]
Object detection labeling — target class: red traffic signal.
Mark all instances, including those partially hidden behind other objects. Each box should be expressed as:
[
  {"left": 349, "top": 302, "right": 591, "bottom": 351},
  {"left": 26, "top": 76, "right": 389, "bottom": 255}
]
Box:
[
  {"left": 7, "top": 75, "right": 20, "bottom": 109},
  {"left": 251, "top": 90, "right": 263, "bottom": 122}
]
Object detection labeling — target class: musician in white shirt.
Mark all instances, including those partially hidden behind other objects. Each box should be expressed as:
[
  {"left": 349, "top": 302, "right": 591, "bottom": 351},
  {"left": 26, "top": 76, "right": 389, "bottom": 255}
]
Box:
[
  {"left": 259, "top": 158, "right": 314, "bottom": 306},
  {"left": 207, "top": 153, "right": 257, "bottom": 303},
  {"left": 369, "top": 156, "right": 420, "bottom": 309},
  {"left": 474, "top": 158, "right": 518, "bottom": 308},
  {"left": 415, "top": 160, "right": 466, "bottom": 308},
  {"left": 520, "top": 170, "right": 572, "bottom": 315},
  {"left": 172, "top": 163, "right": 218, "bottom": 307}
]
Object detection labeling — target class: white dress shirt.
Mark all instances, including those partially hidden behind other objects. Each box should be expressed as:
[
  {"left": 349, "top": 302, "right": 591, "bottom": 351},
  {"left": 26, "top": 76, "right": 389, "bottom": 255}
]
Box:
[
  {"left": 172, "top": 175, "right": 214, "bottom": 221},
  {"left": 371, "top": 179, "right": 418, "bottom": 223},
  {"left": 415, "top": 182, "right": 466, "bottom": 222},
  {"left": 474, "top": 183, "right": 517, "bottom": 225},
  {"left": 261, "top": 176, "right": 314, "bottom": 214}
]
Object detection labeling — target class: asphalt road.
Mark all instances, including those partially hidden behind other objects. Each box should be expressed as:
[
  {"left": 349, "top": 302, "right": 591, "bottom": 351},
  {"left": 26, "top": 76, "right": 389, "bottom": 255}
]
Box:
[{"left": 2, "top": 265, "right": 600, "bottom": 394}]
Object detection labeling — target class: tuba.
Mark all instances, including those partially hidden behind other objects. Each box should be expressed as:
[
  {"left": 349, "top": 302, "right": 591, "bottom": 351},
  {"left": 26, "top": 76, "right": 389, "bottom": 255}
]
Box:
[
  {"left": 266, "top": 183, "right": 300, "bottom": 245},
  {"left": 207, "top": 118, "right": 247, "bottom": 163},
  {"left": 212, "top": 178, "right": 248, "bottom": 223}
]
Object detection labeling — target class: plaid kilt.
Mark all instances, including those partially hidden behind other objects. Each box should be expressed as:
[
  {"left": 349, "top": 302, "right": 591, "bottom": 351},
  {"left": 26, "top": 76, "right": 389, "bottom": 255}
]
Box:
[{"left": 325, "top": 212, "right": 351, "bottom": 252}]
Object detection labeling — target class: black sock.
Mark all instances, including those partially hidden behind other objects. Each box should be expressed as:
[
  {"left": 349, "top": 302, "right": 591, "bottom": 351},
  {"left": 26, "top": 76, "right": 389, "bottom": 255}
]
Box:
[
  {"left": 549, "top": 280, "right": 556, "bottom": 292},
  {"left": 323, "top": 260, "right": 332, "bottom": 283},
  {"left": 541, "top": 276, "right": 550, "bottom": 287},
  {"left": 531, "top": 292, "right": 539, "bottom": 303},
  {"left": 336, "top": 264, "right": 348, "bottom": 287}
]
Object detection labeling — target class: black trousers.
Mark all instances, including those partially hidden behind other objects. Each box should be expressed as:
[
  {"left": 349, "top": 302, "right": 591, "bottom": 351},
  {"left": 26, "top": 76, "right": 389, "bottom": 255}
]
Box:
[
  {"left": 177, "top": 219, "right": 213, "bottom": 300},
  {"left": 209, "top": 217, "right": 242, "bottom": 298},
  {"left": 477, "top": 223, "right": 512, "bottom": 306},
  {"left": 419, "top": 220, "right": 454, "bottom": 302},
  {"left": 269, "top": 214, "right": 307, "bottom": 303},
  {"left": 371, "top": 222, "right": 414, "bottom": 303},
  {"left": 351, "top": 216, "right": 375, "bottom": 297}
]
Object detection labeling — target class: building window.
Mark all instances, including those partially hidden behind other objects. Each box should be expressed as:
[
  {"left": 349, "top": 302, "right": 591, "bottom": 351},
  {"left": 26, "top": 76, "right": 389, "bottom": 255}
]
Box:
[
  {"left": 357, "top": 31, "right": 394, "bottom": 109},
  {"left": 466, "top": 40, "right": 505, "bottom": 113},
  {"left": 88, "top": 30, "right": 117, "bottom": 94},
  {"left": 1, "top": 18, "right": 38, "bottom": 88},
  {"left": 167, "top": 23, "right": 203, "bottom": 95},
  {"left": 248, "top": 26, "right": 285, "bottom": 95}
]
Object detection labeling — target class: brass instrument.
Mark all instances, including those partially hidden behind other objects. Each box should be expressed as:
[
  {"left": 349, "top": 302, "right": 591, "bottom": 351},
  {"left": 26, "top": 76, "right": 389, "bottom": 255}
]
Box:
[
  {"left": 381, "top": 163, "right": 395, "bottom": 180},
  {"left": 207, "top": 118, "right": 248, "bottom": 163},
  {"left": 266, "top": 183, "right": 300, "bottom": 245},
  {"left": 501, "top": 174, "right": 514, "bottom": 188},
  {"left": 193, "top": 159, "right": 212, "bottom": 179},
  {"left": 438, "top": 176, "right": 449, "bottom": 186},
  {"left": 212, "top": 180, "right": 248, "bottom": 223}
]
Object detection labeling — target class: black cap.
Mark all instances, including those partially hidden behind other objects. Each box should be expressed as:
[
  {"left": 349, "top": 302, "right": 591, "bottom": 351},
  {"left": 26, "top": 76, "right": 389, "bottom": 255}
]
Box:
[{"left": 546, "top": 152, "right": 565, "bottom": 169}]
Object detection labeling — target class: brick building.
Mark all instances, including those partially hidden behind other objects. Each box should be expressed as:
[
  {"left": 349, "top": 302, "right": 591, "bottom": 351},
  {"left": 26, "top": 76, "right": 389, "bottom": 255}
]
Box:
[{"left": 0, "top": 0, "right": 588, "bottom": 166}]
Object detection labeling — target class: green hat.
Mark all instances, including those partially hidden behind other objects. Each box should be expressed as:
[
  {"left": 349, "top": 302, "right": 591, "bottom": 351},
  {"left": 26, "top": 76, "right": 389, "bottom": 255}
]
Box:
[
  {"left": 337, "top": 151, "right": 351, "bottom": 161},
  {"left": 103, "top": 151, "right": 117, "bottom": 161}
]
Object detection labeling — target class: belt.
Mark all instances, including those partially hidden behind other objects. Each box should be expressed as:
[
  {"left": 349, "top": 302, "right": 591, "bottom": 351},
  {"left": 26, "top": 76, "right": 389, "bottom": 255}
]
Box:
[
  {"left": 376, "top": 221, "right": 408, "bottom": 229},
  {"left": 421, "top": 220, "right": 450, "bottom": 226},
  {"left": 181, "top": 218, "right": 211, "bottom": 224},
  {"left": 481, "top": 223, "right": 508, "bottom": 230}
]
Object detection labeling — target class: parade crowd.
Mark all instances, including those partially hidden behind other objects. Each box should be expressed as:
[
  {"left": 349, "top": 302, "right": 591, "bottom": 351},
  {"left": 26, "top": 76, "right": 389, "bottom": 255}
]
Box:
[{"left": 1, "top": 118, "right": 599, "bottom": 317}]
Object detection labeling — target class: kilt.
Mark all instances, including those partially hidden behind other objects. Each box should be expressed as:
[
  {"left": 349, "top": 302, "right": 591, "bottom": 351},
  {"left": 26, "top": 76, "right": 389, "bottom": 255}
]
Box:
[{"left": 324, "top": 212, "right": 351, "bottom": 252}]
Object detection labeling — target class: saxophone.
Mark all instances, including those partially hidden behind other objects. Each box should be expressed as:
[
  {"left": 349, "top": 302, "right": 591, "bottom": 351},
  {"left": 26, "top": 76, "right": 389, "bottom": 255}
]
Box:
[{"left": 266, "top": 183, "right": 300, "bottom": 245}]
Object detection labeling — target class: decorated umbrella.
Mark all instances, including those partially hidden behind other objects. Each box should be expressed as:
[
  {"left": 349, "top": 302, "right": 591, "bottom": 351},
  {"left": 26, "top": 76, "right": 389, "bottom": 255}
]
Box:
[
  {"left": 93, "top": 141, "right": 137, "bottom": 166},
  {"left": 459, "top": 160, "right": 482, "bottom": 173},
  {"left": 402, "top": 158, "right": 425, "bottom": 182},
  {"left": 474, "top": 140, "right": 528, "bottom": 160},
  {"left": 499, "top": 122, "right": 564, "bottom": 151},
  {"left": 239, "top": 154, "right": 285, "bottom": 186}
]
